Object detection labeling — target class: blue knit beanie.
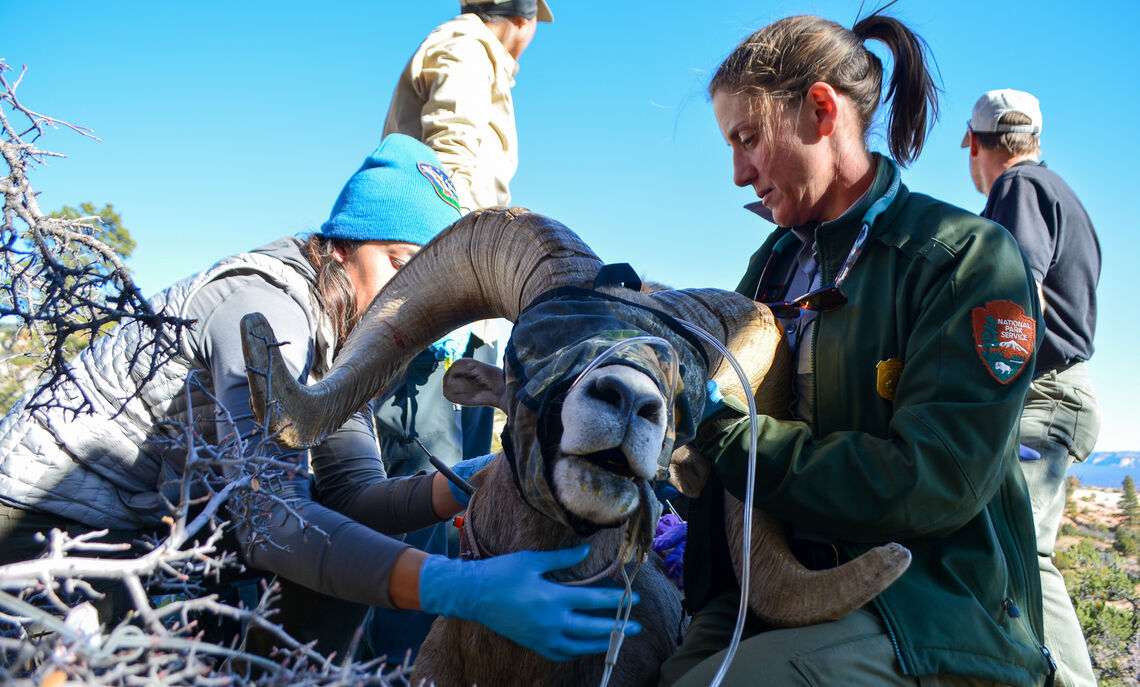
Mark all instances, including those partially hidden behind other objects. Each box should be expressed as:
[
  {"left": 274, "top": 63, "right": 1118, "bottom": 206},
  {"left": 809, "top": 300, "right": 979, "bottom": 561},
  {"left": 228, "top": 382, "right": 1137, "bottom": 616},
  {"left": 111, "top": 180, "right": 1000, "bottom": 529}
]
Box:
[{"left": 320, "top": 134, "right": 462, "bottom": 245}]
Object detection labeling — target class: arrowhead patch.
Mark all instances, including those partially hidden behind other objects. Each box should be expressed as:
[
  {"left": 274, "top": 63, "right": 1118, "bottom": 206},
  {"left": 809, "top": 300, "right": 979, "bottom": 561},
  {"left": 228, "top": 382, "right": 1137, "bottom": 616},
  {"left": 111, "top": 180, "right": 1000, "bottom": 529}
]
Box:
[{"left": 971, "top": 300, "right": 1035, "bottom": 384}]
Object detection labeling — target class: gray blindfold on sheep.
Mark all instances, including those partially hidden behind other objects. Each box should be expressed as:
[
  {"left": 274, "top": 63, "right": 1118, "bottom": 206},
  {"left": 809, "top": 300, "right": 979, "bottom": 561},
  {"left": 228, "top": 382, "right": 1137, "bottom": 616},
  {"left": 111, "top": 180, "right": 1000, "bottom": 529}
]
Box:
[{"left": 500, "top": 289, "right": 708, "bottom": 535}]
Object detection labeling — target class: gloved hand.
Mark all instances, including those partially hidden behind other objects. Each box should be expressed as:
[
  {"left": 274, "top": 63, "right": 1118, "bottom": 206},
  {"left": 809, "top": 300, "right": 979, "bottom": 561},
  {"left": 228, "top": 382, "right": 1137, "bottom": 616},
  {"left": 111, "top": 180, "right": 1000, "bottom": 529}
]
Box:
[
  {"left": 429, "top": 337, "right": 464, "bottom": 368},
  {"left": 445, "top": 452, "right": 496, "bottom": 508},
  {"left": 653, "top": 513, "right": 687, "bottom": 584},
  {"left": 407, "top": 338, "right": 468, "bottom": 387},
  {"left": 701, "top": 379, "right": 725, "bottom": 421},
  {"left": 653, "top": 481, "right": 680, "bottom": 503},
  {"left": 419, "top": 545, "right": 641, "bottom": 661}
]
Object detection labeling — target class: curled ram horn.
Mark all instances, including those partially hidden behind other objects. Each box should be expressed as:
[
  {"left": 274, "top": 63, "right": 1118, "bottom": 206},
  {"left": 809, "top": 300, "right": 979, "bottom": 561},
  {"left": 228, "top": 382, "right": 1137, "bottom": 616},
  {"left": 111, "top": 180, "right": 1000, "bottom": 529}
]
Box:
[
  {"left": 241, "top": 207, "right": 600, "bottom": 448},
  {"left": 690, "top": 314, "right": 911, "bottom": 628},
  {"left": 725, "top": 493, "right": 912, "bottom": 627}
]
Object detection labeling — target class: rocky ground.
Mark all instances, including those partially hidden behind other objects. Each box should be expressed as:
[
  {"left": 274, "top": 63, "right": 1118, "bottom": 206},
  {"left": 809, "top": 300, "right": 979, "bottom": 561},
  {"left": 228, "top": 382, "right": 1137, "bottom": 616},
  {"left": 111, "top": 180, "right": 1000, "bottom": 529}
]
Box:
[
  {"left": 1070, "top": 485, "right": 1123, "bottom": 523},
  {"left": 1060, "top": 485, "right": 1136, "bottom": 573}
]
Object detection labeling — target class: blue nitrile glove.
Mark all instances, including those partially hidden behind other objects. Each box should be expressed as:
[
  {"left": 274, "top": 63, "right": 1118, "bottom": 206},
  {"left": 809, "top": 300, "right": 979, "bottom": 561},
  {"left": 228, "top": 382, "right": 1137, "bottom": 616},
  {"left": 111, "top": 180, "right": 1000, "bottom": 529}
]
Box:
[
  {"left": 429, "top": 337, "right": 464, "bottom": 368},
  {"left": 665, "top": 539, "right": 685, "bottom": 582},
  {"left": 1019, "top": 444, "right": 1042, "bottom": 461},
  {"left": 653, "top": 481, "right": 680, "bottom": 503},
  {"left": 446, "top": 453, "right": 496, "bottom": 508},
  {"left": 418, "top": 545, "right": 641, "bottom": 661},
  {"left": 701, "top": 379, "right": 725, "bottom": 421}
]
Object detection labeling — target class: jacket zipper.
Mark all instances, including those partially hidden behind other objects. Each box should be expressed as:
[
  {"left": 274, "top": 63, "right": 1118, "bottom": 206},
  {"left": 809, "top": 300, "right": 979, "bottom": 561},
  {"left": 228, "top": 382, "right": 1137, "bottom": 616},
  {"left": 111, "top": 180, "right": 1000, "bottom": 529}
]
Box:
[
  {"left": 999, "top": 477, "right": 1055, "bottom": 677},
  {"left": 873, "top": 594, "right": 910, "bottom": 675},
  {"left": 808, "top": 238, "right": 830, "bottom": 434},
  {"left": 815, "top": 234, "right": 914, "bottom": 674},
  {"left": 811, "top": 227, "right": 916, "bottom": 675}
]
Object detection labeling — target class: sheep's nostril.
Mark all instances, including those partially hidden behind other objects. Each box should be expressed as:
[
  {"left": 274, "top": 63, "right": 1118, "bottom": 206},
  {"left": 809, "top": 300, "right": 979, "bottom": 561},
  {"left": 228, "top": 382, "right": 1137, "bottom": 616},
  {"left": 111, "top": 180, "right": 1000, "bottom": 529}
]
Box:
[
  {"left": 635, "top": 397, "right": 664, "bottom": 423},
  {"left": 589, "top": 373, "right": 664, "bottom": 424},
  {"left": 589, "top": 374, "right": 627, "bottom": 409}
]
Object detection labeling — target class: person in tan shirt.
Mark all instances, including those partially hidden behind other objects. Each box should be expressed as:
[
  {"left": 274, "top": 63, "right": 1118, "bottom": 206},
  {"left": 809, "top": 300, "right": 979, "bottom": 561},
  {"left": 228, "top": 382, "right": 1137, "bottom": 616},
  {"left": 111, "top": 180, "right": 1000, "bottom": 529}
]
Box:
[
  {"left": 383, "top": 0, "right": 551, "bottom": 212},
  {"left": 364, "top": 0, "right": 552, "bottom": 663},
  {"left": 377, "top": 0, "right": 552, "bottom": 489}
]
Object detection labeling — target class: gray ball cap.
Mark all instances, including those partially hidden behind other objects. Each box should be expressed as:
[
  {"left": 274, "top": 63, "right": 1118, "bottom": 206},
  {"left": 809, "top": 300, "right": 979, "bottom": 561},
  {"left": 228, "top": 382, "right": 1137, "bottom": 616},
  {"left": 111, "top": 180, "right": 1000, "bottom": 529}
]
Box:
[
  {"left": 460, "top": 0, "right": 553, "bottom": 22},
  {"left": 961, "top": 89, "right": 1043, "bottom": 147}
]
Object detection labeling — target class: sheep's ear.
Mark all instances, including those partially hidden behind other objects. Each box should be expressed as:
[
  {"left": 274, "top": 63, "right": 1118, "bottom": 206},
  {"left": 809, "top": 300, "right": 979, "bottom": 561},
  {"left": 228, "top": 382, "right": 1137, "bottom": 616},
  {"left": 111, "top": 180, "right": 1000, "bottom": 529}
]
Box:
[
  {"left": 443, "top": 359, "right": 510, "bottom": 411},
  {"left": 669, "top": 445, "right": 711, "bottom": 497}
]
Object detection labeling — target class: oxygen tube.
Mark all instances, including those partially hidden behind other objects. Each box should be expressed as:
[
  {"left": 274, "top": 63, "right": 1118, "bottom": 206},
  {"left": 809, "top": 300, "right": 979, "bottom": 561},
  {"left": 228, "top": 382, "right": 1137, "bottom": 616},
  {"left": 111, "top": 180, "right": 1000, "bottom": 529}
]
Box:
[
  {"left": 516, "top": 325, "right": 757, "bottom": 687},
  {"left": 677, "top": 319, "right": 760, "bottom": 687},
  {"left": 582, "top": 324, "right": 759, "bottom": 687}
]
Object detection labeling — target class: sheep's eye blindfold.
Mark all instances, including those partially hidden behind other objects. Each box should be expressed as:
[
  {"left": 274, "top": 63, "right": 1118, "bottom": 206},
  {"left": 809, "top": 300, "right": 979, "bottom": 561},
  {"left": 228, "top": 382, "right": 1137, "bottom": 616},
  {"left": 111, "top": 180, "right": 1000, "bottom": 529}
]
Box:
[
  {"left": 501, "top": 288, "right": 711, "bottom": 532},
  {"left": 570, "top": 335, "right": 681, "bottom": 405},
  {"left": 506, "top": 287, "right": 709, "bottom": 448}
]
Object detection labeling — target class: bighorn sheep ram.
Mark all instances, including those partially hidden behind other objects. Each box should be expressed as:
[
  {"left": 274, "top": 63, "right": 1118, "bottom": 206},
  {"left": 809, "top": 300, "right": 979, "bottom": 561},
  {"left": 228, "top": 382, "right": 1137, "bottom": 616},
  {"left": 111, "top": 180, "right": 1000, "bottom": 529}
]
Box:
[{"left": 239, "top": 208, "right": 911, "bottom": 687}]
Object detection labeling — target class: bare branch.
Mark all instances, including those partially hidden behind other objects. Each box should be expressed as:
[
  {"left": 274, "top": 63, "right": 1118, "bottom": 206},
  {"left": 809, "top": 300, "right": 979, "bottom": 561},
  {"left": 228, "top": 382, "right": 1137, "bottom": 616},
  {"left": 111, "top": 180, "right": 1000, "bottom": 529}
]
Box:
[
  {"left": 0, "top": 60, "right": 193, "bottom": 416},
  {"left": 0, "top": 61, "right": 100, "bottom": 143},
  {"left": 0, "top": 61, "right": 418, "bottom": 686}
]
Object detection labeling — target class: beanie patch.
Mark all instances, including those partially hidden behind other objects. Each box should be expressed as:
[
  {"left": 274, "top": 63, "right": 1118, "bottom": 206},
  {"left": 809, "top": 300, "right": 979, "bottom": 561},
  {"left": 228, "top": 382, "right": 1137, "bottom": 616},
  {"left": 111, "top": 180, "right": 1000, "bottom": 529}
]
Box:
[
  {"left": 418, "top": 161, "right": 462, "bottom": 214},
  {"left": 320, "top": 134, "right": 461, "bottom": 246}
]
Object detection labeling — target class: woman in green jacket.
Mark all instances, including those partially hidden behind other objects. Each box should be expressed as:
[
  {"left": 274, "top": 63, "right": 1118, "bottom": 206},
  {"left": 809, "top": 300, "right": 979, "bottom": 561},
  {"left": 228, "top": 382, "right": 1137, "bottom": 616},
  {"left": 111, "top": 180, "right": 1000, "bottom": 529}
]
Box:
[{"left": 662, "top": 11, "right": 1054, "bottom": 687}]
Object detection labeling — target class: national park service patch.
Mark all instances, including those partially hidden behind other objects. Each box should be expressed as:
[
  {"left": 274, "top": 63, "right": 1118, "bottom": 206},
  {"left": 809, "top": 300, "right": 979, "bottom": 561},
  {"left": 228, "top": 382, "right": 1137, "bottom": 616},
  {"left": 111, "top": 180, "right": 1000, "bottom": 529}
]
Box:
[{"left": 971, "top": 300, "right": 1035, "bottom": 384}]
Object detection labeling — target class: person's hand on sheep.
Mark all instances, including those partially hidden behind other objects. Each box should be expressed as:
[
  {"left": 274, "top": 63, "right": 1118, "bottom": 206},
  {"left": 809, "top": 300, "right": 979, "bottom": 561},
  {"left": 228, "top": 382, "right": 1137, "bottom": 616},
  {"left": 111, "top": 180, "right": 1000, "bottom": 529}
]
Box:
[{"left": 418, "top": 544, "right": 640, "bottom": 661}]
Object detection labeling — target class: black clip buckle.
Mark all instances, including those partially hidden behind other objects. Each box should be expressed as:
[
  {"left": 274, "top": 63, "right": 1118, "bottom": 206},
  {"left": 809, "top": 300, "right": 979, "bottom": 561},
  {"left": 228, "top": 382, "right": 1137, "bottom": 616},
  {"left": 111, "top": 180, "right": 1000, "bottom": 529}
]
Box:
[{"left": 593, "top": 263, "right": 642, "bottom": 292}]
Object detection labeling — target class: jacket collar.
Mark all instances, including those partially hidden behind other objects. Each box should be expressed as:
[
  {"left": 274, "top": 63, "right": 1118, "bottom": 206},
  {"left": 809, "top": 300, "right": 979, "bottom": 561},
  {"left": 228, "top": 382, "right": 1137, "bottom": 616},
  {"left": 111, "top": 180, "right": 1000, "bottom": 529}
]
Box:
[
  {"left": 807, "top": 155, "right": 903, "bottom": 281},
  {"left": 740, "top": 155, "right": 908, "bottom": 286}
]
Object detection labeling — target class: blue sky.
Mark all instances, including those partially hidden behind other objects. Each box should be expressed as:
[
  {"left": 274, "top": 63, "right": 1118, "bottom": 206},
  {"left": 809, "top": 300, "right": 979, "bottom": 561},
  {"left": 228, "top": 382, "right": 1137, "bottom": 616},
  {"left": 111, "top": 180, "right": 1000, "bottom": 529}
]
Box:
[{"left": 6, "top": 1, "right": 1138, "bottom": 451}]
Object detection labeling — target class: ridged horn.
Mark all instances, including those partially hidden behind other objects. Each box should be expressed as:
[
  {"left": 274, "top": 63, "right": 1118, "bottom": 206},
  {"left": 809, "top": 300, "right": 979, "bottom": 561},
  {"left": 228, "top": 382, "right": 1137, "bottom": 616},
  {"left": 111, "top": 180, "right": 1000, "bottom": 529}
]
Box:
[
  {"left": 726, "top": 494, "right": 912, "bottom": 627},
  {"left": 646, "top": 288, "right": 786, "bottom": 407},
  {"left": 241, "top": 207, "right": 601, "bottom": 448},
  {"left": 650, "top": 288, "right": 787, "bottom": 497}
]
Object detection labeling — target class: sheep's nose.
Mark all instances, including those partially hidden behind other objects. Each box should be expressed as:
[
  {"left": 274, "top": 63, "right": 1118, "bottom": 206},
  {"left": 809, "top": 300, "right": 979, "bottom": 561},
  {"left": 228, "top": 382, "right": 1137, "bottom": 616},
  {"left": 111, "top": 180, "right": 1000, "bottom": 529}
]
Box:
[{"left": 589, "top": 372, "right": 665, "bottom": 424}]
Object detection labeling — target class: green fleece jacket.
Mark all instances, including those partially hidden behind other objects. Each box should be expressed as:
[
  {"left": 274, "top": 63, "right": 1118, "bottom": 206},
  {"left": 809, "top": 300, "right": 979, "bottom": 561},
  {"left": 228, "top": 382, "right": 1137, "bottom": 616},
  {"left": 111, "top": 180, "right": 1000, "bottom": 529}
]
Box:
[{"left": 685, "top": 158, "right": 1053, "bottom": 686}]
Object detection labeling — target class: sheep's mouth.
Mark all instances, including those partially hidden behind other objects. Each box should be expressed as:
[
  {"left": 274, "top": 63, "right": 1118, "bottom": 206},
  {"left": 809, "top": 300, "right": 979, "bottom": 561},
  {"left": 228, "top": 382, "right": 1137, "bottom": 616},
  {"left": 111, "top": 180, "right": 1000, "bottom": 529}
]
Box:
[
  {"left": 580, "top": 447, "right": 636, "bottom": 479},
  {"left": 552, "top": 452, "right": 644, "bottom": 532}
]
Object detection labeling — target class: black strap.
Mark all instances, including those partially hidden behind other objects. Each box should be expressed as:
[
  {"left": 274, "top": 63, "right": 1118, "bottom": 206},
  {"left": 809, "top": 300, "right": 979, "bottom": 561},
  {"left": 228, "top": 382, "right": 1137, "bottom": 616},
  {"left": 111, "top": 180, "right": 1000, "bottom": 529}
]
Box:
[{"left": 753, "top": 233, "right": 801, "bottom": 303}]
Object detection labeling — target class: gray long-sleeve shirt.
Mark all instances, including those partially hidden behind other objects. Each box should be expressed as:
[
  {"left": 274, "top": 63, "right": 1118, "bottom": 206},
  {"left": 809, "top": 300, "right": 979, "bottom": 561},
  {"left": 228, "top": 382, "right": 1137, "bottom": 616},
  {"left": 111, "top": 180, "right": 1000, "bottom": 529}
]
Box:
[
  {"left": 0, "top": 237, "right": 440, "bottom": 609},
  {"left": 182, "top": 240, "right": 442, "bottom": 607}
]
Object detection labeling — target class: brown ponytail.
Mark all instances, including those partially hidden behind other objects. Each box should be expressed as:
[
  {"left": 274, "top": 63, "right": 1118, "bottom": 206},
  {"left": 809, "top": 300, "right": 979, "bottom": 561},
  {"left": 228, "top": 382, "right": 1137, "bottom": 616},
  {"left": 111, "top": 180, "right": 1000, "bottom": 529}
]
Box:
[
  {"left": 709, "top": 10, "right": 940, "bottom": 165},
  {"left": 852, "top": 12, "right": 940, "bottom": 165},
  {"left": 301, "top": 234, "right": 361, "bottom": 348}
]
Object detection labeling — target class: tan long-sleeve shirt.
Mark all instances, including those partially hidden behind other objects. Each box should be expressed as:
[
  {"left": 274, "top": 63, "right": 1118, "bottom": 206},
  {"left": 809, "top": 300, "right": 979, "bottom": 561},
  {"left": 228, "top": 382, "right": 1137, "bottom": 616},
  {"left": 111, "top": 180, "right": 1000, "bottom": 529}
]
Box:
[{"left": 383, "top": 14, "right": 519, "bottom": 213}]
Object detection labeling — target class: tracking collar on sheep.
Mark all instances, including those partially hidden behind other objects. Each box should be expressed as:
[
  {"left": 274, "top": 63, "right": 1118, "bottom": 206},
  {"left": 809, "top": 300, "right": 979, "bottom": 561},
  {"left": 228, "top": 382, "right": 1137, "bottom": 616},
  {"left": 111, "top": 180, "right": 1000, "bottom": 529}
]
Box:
[{"left": 501, "top": 264, "right": 710, "bottom": 535}]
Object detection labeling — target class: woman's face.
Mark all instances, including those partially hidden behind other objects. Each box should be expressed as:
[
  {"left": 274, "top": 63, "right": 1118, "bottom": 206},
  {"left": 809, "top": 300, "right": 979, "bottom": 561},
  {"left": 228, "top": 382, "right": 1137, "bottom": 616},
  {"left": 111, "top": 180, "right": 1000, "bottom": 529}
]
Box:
[
  {"left": 713, "top": 90, "right": 836, "bottom": 228},
  {"left": 337, "top": 240, "right": 420, "bottom": 317}
]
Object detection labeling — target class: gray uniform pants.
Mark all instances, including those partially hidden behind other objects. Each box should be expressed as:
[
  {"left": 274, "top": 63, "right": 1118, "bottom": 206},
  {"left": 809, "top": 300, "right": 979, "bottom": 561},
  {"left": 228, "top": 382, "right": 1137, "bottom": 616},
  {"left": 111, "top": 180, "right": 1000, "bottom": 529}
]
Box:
[
  {"left": 1018, "top": 361, "right": 1100, "bottom": 687},
  {"left": 660, "top": 591, "right": 1010, "bottom": 686}
]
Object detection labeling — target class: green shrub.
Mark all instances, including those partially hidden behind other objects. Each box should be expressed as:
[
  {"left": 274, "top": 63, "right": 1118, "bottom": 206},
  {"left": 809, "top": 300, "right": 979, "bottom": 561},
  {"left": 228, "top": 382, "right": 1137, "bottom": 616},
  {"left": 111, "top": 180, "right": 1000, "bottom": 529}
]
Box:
[
  {"left": 1111, "top": 534, "right": 1138, "bottom": 558},
  {"left": 1066, "top": 545, "right": 1140, "bottom": 683}
]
